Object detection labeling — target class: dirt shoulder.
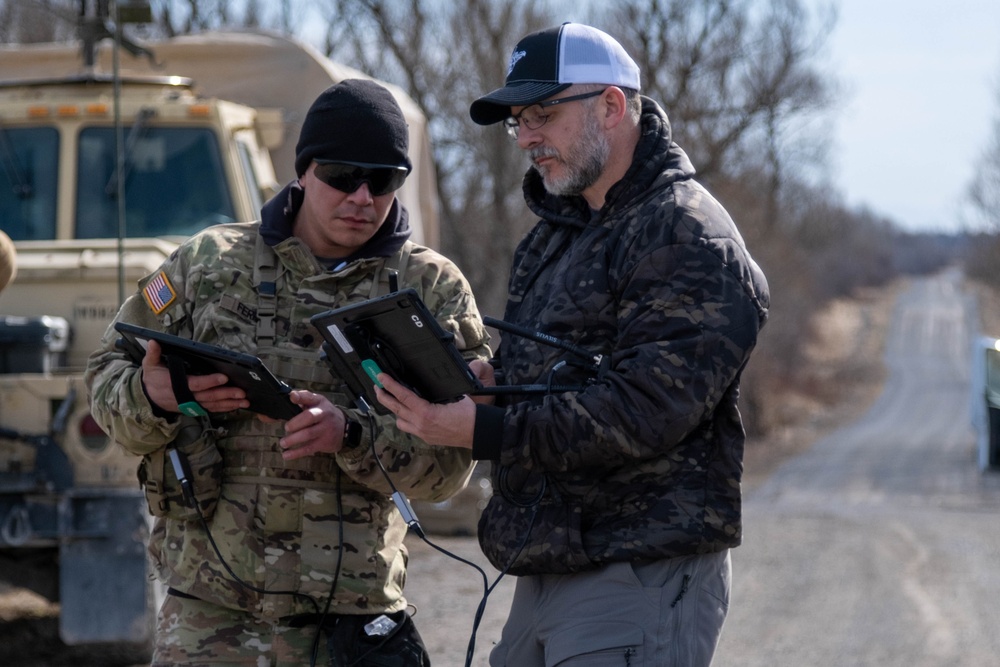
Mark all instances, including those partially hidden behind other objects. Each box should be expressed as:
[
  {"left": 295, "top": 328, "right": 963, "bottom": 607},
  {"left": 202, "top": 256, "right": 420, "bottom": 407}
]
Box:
[{"left": 971, "top": 278, "right": 1000, "bottom": 338}]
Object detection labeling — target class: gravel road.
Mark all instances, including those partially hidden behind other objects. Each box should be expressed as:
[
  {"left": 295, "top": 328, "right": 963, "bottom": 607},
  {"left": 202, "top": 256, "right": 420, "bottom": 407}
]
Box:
[{"left": 714, "top": 270, "right": 1000, "bottom": 666}]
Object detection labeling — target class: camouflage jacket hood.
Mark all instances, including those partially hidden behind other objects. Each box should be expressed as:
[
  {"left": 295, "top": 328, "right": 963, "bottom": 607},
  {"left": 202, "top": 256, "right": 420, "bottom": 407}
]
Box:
[{"left": 475, "top": 97, "right": 770, "bottom": 575}]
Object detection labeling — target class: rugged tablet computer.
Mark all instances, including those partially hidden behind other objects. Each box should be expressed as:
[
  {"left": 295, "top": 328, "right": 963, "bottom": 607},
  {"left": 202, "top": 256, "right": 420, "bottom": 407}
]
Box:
[
  {"left": 114, "top": 322, "right": 302, "bottom": 421},
  {"left": 310, "top": 289, "right": 481, "bottom": 415}
]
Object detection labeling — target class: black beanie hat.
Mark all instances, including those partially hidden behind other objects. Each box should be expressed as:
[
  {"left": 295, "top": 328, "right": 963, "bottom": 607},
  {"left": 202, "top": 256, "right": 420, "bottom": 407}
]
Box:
[{"left": 294, "top": 79, "right": 412, "bottom": 177}]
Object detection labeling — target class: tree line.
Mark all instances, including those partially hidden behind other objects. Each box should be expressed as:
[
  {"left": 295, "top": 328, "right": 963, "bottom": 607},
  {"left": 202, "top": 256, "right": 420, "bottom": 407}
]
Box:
[{"left": 1, "top": 0, "right": 977, "bottom": 436}]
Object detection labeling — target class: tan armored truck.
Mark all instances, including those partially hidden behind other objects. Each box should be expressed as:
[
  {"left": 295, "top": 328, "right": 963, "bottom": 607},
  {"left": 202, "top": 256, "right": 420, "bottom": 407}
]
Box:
[{"left": 0, "top": 29, "right": 439, "bottom": 653}]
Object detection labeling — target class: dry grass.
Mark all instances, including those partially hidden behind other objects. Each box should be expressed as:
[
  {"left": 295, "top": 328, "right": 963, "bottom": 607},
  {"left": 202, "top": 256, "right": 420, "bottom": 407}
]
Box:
[
  {"left": 970, "top": 278, "right": 1000, "bottom": 338},
  {"left": 742, "top": 280, "right": 905, "bottom": 489}
]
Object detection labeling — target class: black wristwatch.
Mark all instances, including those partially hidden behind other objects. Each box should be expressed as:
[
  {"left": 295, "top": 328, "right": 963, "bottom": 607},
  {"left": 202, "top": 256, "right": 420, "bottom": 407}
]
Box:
[{"left": 342, "top": 417, "right": 363, "bottom": 450}]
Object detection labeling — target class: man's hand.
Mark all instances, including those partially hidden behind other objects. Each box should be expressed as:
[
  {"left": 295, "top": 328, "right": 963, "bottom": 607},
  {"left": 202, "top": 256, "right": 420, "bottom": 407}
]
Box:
[
  {"left": 375, "top": 374, "right": 476, "bottom": 449},
  {"left": 279, "top": 390, "right": 347, "bottom": 460},
  {"left": 140, "top": 339, "right": 249, "bottom": 414},
  {"left": 468, "top": 359, "right": 497, "bottom": 406}
]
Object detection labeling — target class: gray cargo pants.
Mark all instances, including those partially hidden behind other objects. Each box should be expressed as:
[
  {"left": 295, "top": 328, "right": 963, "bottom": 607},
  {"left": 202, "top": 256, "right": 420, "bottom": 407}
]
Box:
[{"left": 489, "top": 549, "right": 731, "bottom": 666}]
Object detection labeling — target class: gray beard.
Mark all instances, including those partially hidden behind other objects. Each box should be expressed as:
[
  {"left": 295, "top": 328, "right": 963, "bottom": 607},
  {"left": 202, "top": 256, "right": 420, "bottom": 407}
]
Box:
[{"left": 530, "top": 114, "right": 610, "bottom": 196}]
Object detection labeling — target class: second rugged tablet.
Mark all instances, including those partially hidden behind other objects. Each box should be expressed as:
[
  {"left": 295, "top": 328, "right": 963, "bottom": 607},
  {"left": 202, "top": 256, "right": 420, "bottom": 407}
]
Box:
[{"left": 310, "top": 289, "right": 482, "bottom": 415}]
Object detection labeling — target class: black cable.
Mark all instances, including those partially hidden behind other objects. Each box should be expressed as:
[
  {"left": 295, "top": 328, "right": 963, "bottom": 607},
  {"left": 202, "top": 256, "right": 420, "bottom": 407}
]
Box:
[
  {"left": 326, "top": 336, "right": 580, "bottom": 664},
  {"left": 462, "top": 499, "right": 540, "bottom": 667},
  {"left": 174, "top": 448, "right": 350, "bottom": 667},
  {"left": 309, "top": 467, "right": 346, "bottom": 666},
  {"left": 496, "top": 466, "right": 548, "bottom": 508},
  {"left": 193, "top": 497, "right": 321, "bottom": 617},
  {"left": 355, "top": 396, "right": 550, "bottom": 667},
  {"left": 157, "top": 353, "right": 343, "bottom": 663}
]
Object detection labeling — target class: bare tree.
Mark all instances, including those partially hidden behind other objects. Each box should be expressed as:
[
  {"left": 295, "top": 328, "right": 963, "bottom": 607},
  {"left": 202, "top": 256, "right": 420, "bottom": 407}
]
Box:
[
  {"left": 963, "top": 68, "right": 1000, "bottom": 287},
  {"left": 0, "top": 0, "right": 78, "bottom": 43},
  {"left": 607, "top": 0, "right": 836, "bottom": 220},
  {"left": 969, "top": 85, "right": 1000, "bottom": 231},
  {"left": 148, "top": 0, "right": 295, "bottom": 38}
]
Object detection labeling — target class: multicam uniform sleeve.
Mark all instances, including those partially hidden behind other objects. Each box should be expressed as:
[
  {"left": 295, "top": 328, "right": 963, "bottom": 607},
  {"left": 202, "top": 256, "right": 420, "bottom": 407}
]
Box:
[
  {"left": 335, "top": 254, "right": 491, "bottom": 502},
  {"left": 84, "top": 240, "right": 202, "bottom": 457},
  {"left": 85, "top": 298, "right": 182, "bottom": 456}
]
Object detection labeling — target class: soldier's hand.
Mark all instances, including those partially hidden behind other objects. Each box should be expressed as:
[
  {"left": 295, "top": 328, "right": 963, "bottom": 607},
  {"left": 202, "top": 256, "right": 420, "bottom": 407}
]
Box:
[
  {"left": 279, "top": 390, "right": 344, "bottom": 459},
  {"left": 140, "top": 339, "right": 249, "bottom": 414}
]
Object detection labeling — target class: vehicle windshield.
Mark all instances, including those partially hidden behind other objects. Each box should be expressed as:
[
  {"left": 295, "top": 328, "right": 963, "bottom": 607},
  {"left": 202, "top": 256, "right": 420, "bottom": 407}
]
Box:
[
  {"left": 0, "top": 126, "right": 59, "bottom": 241},
  {"left": 77, "top": 126, "right": 236, "bottom": 239}
]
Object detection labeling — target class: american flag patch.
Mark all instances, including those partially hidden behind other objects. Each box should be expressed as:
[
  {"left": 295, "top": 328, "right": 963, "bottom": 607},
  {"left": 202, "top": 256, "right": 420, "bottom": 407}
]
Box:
[{"left": 142, "top": 271, "right": 177, "bottom": 314}]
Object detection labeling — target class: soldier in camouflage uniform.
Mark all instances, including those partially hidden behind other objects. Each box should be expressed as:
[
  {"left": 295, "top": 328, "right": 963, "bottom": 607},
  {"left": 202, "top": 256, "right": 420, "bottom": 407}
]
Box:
[
  {"left": 376, "top": 24, "right": 769, "bottom": 667},
  {"left": 85, "top": 80, "right": 490, "bottom": 666}
]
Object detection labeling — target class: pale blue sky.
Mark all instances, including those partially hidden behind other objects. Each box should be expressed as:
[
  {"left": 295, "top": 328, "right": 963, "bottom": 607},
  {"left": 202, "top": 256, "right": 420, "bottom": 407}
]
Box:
[{"left": 827, "top": 0, "right": 1000, "bottom": 232}]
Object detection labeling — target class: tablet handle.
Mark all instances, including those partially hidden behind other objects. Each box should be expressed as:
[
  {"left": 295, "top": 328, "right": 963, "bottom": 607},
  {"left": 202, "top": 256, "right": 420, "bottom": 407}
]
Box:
[{"left": 165, "top": 354, "right": 208, "bottom": 417}]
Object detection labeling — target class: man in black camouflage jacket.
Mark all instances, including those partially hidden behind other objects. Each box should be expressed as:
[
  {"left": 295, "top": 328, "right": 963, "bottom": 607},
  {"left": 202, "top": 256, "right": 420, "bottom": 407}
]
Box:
[{"left": 377, "top": 23, "right": 769, "bottom": 667}]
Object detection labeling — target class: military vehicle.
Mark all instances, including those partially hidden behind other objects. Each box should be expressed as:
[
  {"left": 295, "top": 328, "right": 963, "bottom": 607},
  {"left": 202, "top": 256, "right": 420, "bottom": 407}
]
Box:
[{"left": 0, "top": 14, "right": 441, "bottom": 654}]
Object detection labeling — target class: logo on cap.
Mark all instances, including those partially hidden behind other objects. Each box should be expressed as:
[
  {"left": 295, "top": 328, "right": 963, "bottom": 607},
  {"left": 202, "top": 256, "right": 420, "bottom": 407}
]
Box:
[{"left": 507, "top": 49, "right": 527, "bottom": 76}]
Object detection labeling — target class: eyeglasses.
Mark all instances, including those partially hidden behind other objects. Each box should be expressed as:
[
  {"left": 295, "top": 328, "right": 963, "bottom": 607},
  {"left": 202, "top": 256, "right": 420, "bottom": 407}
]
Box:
[
  {"left": 313, "top": 161, "right": 410, "bottom": 196},
  {"left": 503, "top": 89, "right": 606, "bottom": 139}
]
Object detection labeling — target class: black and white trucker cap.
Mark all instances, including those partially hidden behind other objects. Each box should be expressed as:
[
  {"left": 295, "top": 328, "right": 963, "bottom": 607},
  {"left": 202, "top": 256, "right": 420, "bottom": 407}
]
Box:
[{"left": 470, "top": 22, "right": 641, "bottom": 126}]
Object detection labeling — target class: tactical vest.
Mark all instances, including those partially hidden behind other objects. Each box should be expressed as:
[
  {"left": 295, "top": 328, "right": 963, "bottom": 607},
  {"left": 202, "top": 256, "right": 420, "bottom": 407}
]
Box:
[
  {"left": 140, "top": 235, "right": 413, "bottom": 516},
  {"left": 216, "top": 235, "right": 413, "bottom": 488}
]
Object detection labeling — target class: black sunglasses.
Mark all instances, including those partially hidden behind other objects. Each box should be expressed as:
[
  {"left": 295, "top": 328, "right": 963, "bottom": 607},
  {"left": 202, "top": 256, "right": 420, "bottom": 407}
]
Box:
[{"left": 313, "top": 161, "right": 410, "bottom": 196}]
